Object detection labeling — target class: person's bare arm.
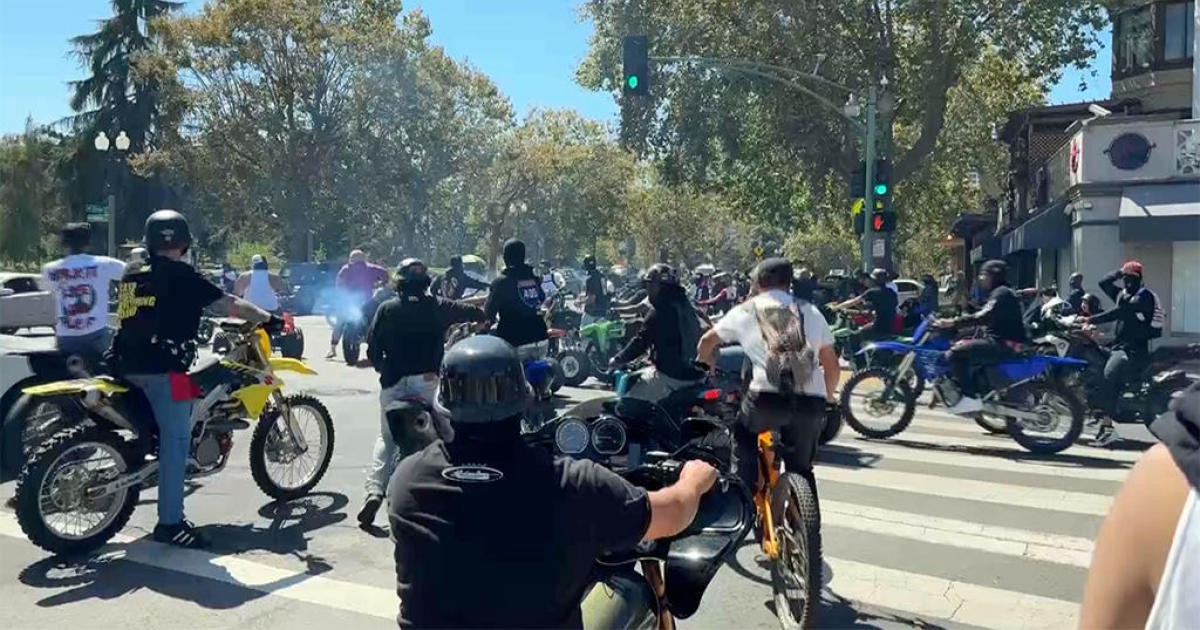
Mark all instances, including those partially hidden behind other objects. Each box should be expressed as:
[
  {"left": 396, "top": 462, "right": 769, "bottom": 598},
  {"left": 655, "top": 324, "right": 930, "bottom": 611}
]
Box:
[
  {"left": 834, "top": 295, "right": 864, "bottom": 310},
  {"left": 696, "top": 327, "right": 724, "bottom": 368},
  {"left": 232, "top": 273, "right": 249, "bottom": 297},
  {"left": 819, "top": 345, "right": 839, "bottom": 400},
  {"left": 270, "top": 273, "right": 287, "bottom": 293},
  {"left": 209, "top": 294, "right": 272, "bottom": 324},
  {"left": 1079, "top": 443, "right": 1190, "bottom": 629},
  {"left": 643, "top": 460, "right": 718, "bottom": 541}
]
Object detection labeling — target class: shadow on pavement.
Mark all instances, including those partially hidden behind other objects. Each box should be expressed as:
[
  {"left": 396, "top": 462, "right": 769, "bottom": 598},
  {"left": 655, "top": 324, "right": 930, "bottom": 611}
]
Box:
[
  {"left": 817, "top": 444, "right": 884, "bottom": 469},
  {"left": 18, "top": 492, "right": 349, "bottom": 610},
  {"left": 762, "top": 594, "right": 952, "bottom": 629}
]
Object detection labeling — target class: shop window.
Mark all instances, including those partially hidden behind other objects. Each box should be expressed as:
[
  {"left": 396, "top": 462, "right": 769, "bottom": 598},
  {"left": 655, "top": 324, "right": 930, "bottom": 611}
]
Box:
[
  {"left": 1171, "top": 241, "right": 1200, "bottom": 334},
  {"left": 1116, "top": 6, "right": 1154, "bottom": 74},
  {"left": 1164, "top": 2, "right": 1195, "bottom": 62}
]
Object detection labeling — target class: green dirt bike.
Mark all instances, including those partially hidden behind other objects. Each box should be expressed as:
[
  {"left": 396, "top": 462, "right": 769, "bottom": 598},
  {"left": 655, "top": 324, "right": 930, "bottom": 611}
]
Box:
[
  {"left": 830, "top": 308, "right": 924, "bottom": 399},
  {"left": 579, "top": 317, "right": 631, "bottom": 386}
]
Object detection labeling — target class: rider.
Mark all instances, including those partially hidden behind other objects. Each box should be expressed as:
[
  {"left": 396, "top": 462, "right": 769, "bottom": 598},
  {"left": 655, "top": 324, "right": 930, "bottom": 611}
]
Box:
[
  {"left": 932, "top": 259, "right": 1028, "bottom": 415},
  {"left": 387, "top": 335, "right": 718, "bottom": 628},
  {"left": 697, "top": 271, "right": 734, "bottom": 315},
  {"left": 328, "top": 249, "right": 389, "bottom": 358},
  {"left": 1066, "top": 272, "right": 1086, "bottom": 314},
  {"left": 41, "top": 222, "right": 126, "bottom": 362},
  {"left": 484, "top": 239, "right": 549, "bottom": 359},
  {"left": 831, "top": 268, "right": 898, "bottom": 354},
  {"left": 233, "top": 254, "right": 285, "bottom": 312},
  {"left": 581, "top": 255, "right": 609, "bottom": 326},
  {"left": 539, "top": 259, "right": 564, "bottom": 301},
  {"left": 357, "top": 258, "right": 488, "bottom": 527},
  {"left": 1084, "top": 261, "right": 1161, "bottom": 446},
  {"left": 609, "top": 264, "right": 706, "bottom": 401},
  {"left": 108, "top": 210, "right": 273, "bottom": 548},
  {"left": 697, "top": 258, "right": 839, "bottom": 492},
  {"left": 431, "top": 255, "right": 489, "bottom": 300}
]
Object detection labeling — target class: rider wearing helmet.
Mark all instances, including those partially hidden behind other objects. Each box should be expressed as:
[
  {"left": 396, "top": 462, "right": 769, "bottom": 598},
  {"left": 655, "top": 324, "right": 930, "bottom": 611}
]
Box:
[
  {"left": 933, "top": 259, "right": 1028, "bottom": 415},
  {"left": 484, "top": 239, "right": 549, "bottom": 359},
  {"left": 109, "top": 209, "right": 274, "bottom": 548},
  {"left": 832, "top": 267, "right": 899, "bottom": 354},
  {"left": 387, "top": 335, "right": 718, "bottom": 628},
  {"left": 581, "top": 255, "right": 609, "bottom": 326},
  {"left": 431, "top": 254, "right": 490, "bottom": 300},
  {"left": 233, "top": 254, "right": 286, "bottom": 312},
  {"left": 609, "top": 264, "right": 706, "bottom": 398},
  {"left": 357, "top": 258, "right": 488, "bottom": 527},
  {"left": 329, "top": 249, "right": 389, "bottom": 358}
]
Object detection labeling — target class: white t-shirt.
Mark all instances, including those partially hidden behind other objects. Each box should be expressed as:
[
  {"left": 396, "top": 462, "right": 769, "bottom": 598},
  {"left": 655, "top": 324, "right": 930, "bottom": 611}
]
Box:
[
  {"left": 42, "top": 254, "right": 126, "bottom": 336},
  {"left": 713, "top": 289, "right": 834, "bottom": 397}
]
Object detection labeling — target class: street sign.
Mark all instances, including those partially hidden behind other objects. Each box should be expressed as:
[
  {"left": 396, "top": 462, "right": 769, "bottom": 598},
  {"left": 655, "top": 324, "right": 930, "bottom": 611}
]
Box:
[
  {"left": 86, "top": 204, "right": 109, "bottom": 223},
  {"left": 851, "top": 198, "right": 864, "bottom": 215},
  {"left": 872, "top": 239, "right": 885, "bottom": 257}
]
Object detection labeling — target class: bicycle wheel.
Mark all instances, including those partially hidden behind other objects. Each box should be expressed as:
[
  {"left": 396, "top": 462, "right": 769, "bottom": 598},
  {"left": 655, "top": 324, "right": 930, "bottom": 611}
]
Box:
[{"left": 770, "top": 472, "right": 821, "bottom": 629}]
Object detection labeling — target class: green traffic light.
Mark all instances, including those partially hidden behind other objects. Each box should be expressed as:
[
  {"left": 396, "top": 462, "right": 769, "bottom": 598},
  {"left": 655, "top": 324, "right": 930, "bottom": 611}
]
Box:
[
  {"left": 874, "top": 183, "right": 888, "bottom": 196},
  {"left": 627, "top": 75, "right": 639, "bottom": 89}
]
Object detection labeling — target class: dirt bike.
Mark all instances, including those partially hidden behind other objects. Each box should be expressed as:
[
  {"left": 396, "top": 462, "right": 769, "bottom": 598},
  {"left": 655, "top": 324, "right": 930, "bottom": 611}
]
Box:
[{"left": 11, "top": 318, "right": 335, "bottom": 555}]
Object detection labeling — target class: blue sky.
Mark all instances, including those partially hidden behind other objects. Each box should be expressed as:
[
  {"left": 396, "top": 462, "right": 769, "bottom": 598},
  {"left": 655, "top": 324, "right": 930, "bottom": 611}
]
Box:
[{"left": 0, "top": 1, "right": 1110, "bottom": 135}]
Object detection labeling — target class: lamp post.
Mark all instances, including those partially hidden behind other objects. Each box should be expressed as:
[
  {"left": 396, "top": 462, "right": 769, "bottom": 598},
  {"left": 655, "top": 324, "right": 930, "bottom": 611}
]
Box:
[{"left": 94, "top": 130, "right": 130, "bottom": 257}]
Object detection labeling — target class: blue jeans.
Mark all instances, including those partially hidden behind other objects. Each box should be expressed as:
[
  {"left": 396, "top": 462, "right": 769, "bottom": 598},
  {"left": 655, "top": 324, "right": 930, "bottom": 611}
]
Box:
[
  {"left": 125, "top": 373, "right": 193, "bottom": 526},
  {"left": 364, "top": 374, "right": 444, "bottom": 497},
  {"left": 57, "top": 328, "right": 112, "bottom": 367}
]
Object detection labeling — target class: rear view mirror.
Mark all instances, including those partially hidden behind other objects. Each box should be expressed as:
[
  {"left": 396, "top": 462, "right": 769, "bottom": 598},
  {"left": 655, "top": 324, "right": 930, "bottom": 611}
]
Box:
[{"left": 0, "top": 288, "right": 14, "bottom": 297}]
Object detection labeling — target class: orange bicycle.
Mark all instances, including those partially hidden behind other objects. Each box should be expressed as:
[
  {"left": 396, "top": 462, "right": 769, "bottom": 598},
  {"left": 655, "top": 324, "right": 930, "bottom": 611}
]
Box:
[{"left": 753, "top": 430, "right": 821, "bottom": 629}]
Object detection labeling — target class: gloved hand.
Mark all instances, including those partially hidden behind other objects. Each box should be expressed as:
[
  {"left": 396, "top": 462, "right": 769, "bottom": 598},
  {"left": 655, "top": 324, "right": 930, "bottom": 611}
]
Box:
[{"left": 265, "top": 314, "right": 286, "bottom": 334}]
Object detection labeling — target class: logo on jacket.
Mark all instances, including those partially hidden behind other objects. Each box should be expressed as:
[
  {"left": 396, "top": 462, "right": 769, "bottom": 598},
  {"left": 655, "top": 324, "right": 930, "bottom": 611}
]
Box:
[{"left": 441, "top": 464, "right": 504, "bottom": 483}]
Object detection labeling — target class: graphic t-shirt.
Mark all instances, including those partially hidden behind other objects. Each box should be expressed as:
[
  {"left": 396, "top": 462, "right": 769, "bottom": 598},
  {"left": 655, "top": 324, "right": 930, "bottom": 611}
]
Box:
[
  {"left": 42, "top": 254, "right": 126, "bottom": 337},
  {"left": 110, "top": 257, "right": 225, "bottom": 373}
]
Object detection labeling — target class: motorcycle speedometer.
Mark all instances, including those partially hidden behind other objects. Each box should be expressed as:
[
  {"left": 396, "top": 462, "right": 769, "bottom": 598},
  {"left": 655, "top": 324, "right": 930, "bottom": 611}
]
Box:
[
  {"left": 555, "top": 418, "right": 590, "bottom": 455},
  {"left": 591, "top": 416, "right": 627, "bottom": 455}
]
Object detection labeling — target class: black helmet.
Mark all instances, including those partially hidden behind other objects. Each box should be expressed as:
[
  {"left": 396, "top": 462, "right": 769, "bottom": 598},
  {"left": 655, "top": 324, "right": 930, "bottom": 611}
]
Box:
[
  {"left": 144, "top": 209, "right": 192, "bottom": 254},
  {"left": 641, "top": 263, "right": 678, "bottom": 289},
  {"left": 397, "top": 257, "right": 431, "bottom": 294},
  {"left": 583, "top": 255, "right": 597, "bottom": 271},
  {"left": 449, "top": 255, "right": 463, "bottom": 269},
  {"left": 980, "top": 259, "right": 1008, "bottom": 285},
  {"left": 437, "top": 335, "right": 529, "bottom": 425},
  {"left": 870, "top": 267, "right": 889, "bottom": 284},
  {"left": 60, "top": 222, "right": 92, "bottom": 251}
]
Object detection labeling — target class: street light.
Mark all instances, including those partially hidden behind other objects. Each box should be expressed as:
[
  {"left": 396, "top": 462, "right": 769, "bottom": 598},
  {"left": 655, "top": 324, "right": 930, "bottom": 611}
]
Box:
[{"left": 94, "top": 129, "right": 129, "bottom": 257}]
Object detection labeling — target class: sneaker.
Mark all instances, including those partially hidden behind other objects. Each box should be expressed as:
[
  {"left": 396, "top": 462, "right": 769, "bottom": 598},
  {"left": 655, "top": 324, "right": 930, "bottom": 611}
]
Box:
[
  {"left": 945, "top": 396, "right": 983, "bottom": 416},
  {"left": 153, "top": 520, "right": 211, "bottom": 550},
  {"left": 357, "top": 494, "right": 383, "bottom": 527},
  {"left": 325, "top": 346, "right": 337, "bottom": 359},
  {"left": 1093, "top": 423, "right": 1119, "bottom": 447}
]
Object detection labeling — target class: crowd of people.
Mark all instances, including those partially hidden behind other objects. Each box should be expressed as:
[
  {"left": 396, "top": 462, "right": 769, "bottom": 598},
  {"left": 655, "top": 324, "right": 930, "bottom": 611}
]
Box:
[{"left": 19, "top": 207, "right": 1196, "bottom": 629}]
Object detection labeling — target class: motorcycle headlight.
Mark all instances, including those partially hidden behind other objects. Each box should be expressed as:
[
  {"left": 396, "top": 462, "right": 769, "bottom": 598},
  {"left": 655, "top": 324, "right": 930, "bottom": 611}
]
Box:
[{"left": 555, "top": 417, "right": 589, "bottom": 455}]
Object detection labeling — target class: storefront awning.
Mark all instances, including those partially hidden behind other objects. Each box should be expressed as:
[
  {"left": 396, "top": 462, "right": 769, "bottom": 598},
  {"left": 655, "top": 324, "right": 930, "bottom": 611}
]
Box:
[
  {"left": 1001, "top": 203, "right": 1070, "bottom": 255},
  {"left": 970, "top": 235, "right": 1001, "bottom": 263},
  {"left": 1119, "top": 183, "right": 1200, "bottom": 242}
]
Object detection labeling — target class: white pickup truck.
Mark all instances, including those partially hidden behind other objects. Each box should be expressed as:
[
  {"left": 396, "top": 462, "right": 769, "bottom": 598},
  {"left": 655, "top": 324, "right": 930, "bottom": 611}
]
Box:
[{"left": 0, "top": 272, "right": 55, "bottom": 334}]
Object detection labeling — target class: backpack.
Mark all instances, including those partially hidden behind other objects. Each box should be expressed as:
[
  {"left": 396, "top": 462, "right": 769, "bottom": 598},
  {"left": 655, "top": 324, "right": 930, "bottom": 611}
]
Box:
[
  {"left": 1140, "top": 288, "right": 1165, "bottom": 339},
  {"left": 751, "top": 298, "right": 816, "bottom": 395}
]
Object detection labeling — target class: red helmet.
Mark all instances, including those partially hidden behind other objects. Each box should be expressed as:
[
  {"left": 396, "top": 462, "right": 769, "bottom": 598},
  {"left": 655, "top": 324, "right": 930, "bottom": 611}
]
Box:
[{"left": 1121, "top": 261, "right": 1144, "bottom": 276}]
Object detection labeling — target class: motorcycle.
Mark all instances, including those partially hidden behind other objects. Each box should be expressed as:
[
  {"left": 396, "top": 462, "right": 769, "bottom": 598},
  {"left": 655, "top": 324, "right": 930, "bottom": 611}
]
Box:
[
  {"left": 1033, "top": 316, "right": 1200, "bottom": 426},
  {"left": 579, "top": 316, "right": 632, "bottom": 386},
  {"left": 212, "top": 311, "right": 305, "bottom": 359},
  {"left": 840, "top": 316, "right": 1089, "bottom": 454},
  {"left": 545, "top": 292, "right": 590, "bottom": 387},
  {"left": 10, "top": 318, "right": 335, "bottom": 554}
]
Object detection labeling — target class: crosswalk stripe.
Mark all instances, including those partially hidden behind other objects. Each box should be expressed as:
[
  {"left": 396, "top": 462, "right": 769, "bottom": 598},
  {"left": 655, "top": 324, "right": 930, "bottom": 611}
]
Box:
[
  {"left": 822, "top": 500, "right": 1094, "bottom": 568},
  {"left": 816, "top": 465, "right": 1113, "bottom": 515},
  {"left": 844, "top": 427, "right": 1145, "bottom": 463},
  {"left": 826, "top": 557, "right": 1079, "bottom": 630},
  {"left": 824, "top": 437, "right": 1132, "bottom": 481}
]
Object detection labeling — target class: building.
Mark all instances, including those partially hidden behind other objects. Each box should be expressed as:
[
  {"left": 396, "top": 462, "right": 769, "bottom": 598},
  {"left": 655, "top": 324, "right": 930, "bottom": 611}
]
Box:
[{"left": 987, "top": 0, "right": 1199, "bottom": 345}]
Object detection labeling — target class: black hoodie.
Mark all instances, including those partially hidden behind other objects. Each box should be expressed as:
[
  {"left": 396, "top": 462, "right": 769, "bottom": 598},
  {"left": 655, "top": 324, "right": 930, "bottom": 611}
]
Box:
[
  {"left": 611, "top": 285, "right": 703, "bottom": 380},
  {"left": 1151, "top": 381, "right": 1200, "bottom": 490},
  {"left": 484, "top": 241, "right": 548, "bottom": 347}
]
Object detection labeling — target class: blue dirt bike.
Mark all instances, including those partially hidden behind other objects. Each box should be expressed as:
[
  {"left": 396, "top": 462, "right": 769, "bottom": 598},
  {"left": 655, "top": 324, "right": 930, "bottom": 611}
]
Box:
[{"left": 839, "top": 317, "right": 1088, "bottom": 454}]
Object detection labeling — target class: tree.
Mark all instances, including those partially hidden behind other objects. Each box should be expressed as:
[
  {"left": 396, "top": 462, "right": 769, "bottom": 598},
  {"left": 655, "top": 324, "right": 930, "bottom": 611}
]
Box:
[{"left": 0, "top": 126, "right": 69, "bottom": 264}]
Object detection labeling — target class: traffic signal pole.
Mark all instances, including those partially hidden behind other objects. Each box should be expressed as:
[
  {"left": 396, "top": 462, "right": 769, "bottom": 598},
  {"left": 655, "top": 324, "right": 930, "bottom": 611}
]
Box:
[{"left": 861, "top": 85, "right": 876, "bottom": 273}]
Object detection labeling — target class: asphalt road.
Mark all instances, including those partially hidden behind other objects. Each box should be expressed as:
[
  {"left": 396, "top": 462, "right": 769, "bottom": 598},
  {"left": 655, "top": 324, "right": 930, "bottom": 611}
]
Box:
[{"left": 0, "top": 317, "right": 1155, "bottom": 629}]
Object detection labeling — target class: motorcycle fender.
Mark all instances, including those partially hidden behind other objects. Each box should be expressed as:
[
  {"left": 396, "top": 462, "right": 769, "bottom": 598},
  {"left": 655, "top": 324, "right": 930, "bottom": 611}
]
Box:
[
  {"left": 268, "top": 357, "right": 317, "bottom": 375},
  {"left": 581, "top": 572, "right": 658, "bottom": 630},
  {"left": 233, "top": 383, "right": 280, "bottom": 418},
  {"left": 22, "top": 378, "right": 128, "bottom": 397},
  {"left": 855, "top": 341, "right": 914, "bottom": 356}
]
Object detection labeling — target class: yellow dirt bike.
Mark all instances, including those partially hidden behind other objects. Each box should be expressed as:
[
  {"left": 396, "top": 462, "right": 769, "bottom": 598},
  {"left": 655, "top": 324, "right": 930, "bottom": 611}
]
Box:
[{"left": 11, "top": 319, "right": 335, "bottom": 555}]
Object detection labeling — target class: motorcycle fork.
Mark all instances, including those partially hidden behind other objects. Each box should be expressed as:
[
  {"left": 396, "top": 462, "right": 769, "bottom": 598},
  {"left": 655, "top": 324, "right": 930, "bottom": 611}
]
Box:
[
  {"left": 881, "top": 352, "right": 916, "bottom": 399},
  {"left": 273, "top": 391, "right": 310, "bottom": 453}
]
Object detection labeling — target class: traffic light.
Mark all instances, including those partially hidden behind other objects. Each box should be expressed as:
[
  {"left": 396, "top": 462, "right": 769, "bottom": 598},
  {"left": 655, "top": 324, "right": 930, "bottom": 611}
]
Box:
[
  {"left": 873, "top": 159, "right": 892, "bottom": 199},
  {"left": 872, "top": 204, "right": 898, "bottom": 232},
  {"left": 622, "top": 35, "right": 649, "bottom": 95},
  {"left": 849, "top": 160, "right": 866, "bottom": 198}
]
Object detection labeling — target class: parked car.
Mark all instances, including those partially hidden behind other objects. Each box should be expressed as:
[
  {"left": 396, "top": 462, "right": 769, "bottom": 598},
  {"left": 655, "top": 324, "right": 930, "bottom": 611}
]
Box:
[
  {"left": 0, "top": 273, "right": 55, "bottom": 334},
  {"left": 892, "top": 278, "right": 923, "bottom": 305},
  {"left": 556, "top": 267, "right": 586, "bottom": 294}
]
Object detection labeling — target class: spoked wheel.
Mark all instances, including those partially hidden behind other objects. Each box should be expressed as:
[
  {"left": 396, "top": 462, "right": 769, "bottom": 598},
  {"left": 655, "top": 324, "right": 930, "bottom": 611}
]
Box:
[
  {"left": 15, "top": 425, "right": 138, "bottom": 555},
  {"left": 770, "top": 472, "right": 821, "bottom": 630},
  {"left": 249, "top": 394, "right": 335, "bottom": 501},
  {"left": 558, "top": 349, "right": 590, "bottom": 387},
  {"left": 1002, "top": 381, "right": 1084, "bottom": 454},
  {"left": 975, "top": 413, "right": 1008, "bottom": 434},
  {"left": 12, "top": 395, "right": 75, "bottom": 460},
  {"left": 839, "top": 367, "right": 916, "bottom": 439}
]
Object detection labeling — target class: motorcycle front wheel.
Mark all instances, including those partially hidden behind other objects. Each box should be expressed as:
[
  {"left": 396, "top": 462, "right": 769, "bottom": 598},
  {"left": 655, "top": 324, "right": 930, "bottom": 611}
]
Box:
[
  {"left": 558, "top": 348, "right": 591, "bottom": 387},
  {"left": 15, "top": 424, "right": 138, "bottom": 555},
  {"left": 250, "top": 394, "right": 335, "bottom": 501},
  {"left": 1003, "top": 380, "right": 1084, "bottom": 454},
  {"left": 839, "top": 368, "right": 916, "bottom": 439}
]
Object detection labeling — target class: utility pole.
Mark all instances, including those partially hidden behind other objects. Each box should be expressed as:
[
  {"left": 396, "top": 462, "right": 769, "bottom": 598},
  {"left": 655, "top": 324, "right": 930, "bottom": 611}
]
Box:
[{"left": 860, "top": 85, "right": 877, "bottom": 272}]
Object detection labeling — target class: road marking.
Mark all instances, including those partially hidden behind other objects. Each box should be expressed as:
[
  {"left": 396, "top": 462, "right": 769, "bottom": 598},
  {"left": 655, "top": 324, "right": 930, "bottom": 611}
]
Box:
[
  {"left": 837, "top": 426, "right": 1145, "bottom": 463},
  {"left": 824, "top": 438, "right": 1132, "bottom": 481},
  {"left": 822, "top": 500, "right": 1094, "bottom": 568},
  {"left": 0, "top": 512, "right": 398, "bottom": 620},
  {"left": 815, "top": 465, "right": 1113, "bottom": 515},
  {"left": 826, "top": 557, "right": 1079, "bottom": 630}
]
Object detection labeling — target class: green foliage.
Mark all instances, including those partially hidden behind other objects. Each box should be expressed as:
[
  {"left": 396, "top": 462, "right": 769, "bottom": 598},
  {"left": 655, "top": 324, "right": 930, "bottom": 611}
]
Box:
[
  {"left": 0, "top": 128, "right": 69, "bottom": 264},
  {"left": 225, "top": 239, "right": 282, "bottom": 271}
]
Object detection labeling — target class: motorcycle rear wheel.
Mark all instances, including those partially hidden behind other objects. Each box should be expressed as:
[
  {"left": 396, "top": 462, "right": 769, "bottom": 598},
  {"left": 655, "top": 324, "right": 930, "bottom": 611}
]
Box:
[
  {"left": 15, "top": 424, "right": 138, "bottom": 555},
  {"left": 250, "top": 395, "right": 335, "bottom": 501},
  {"left": 342, "top": 335, "right": 360, "bottom": 366},
  {"left": 558, "top": 348, "right": 590, "bottom": 387},
  {"left": 771, "top": 472, "right": 821, "bottom": 630},
  {"left": 1003, "top": 381, "right": 1084, "bottom": 454}
]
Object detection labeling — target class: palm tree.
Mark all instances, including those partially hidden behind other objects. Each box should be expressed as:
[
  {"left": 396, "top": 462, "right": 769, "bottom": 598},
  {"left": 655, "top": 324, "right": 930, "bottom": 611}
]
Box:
[{"left": 65, "top": 0, "right": 182, "bottom": 151}]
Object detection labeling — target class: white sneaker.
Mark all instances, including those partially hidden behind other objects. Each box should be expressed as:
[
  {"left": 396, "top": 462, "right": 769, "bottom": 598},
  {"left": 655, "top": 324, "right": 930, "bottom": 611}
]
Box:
[{"left": 945, "top": 396, "right": 983, "bottom": 415}]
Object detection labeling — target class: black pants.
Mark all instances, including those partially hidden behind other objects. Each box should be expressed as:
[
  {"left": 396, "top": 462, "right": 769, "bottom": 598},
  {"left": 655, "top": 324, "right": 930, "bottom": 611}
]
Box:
[
  {"left": 947, "top": 338, "right": 1012, "bottom": 397},
  {"left": 1099, "top": 349, "right": 1146, "bottom": 417},
  {"left": 733, "top": 393, "right": 825, "bottom": 493}
]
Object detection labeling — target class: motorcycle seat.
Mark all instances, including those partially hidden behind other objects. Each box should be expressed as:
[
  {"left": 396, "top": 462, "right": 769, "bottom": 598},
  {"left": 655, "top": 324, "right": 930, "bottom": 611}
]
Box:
[{"left": 188, "top": 356, "right": 222, "bottom": 378}]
